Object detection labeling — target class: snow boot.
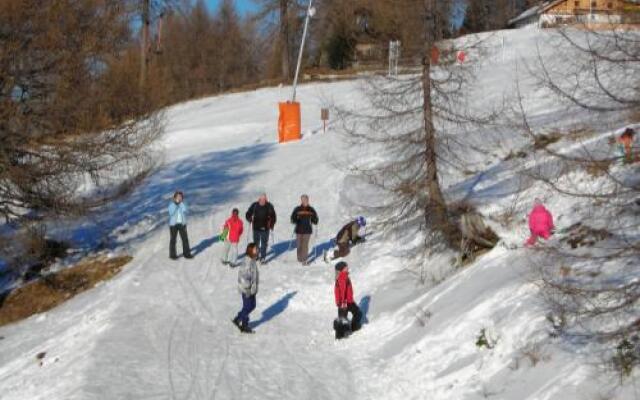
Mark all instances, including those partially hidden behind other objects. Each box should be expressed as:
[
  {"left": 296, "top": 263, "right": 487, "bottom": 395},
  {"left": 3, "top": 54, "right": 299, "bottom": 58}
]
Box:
[
  {"left": 333, "top": 317, "right": 351, "bottom": 340},
  {"left": 232, "top": 317, "right": 242, "bottom": 332},
  {"left": 240, "top": 322, "right": 254, "bottom": 334}
]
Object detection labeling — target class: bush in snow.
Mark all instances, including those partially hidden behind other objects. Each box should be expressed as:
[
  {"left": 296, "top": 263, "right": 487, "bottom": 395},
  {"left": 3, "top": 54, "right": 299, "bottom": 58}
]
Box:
[
  {"left": 612, "top": 336, "right": 640, "bottom": 380},
  {"left": 475, "top": 328, "right": 498, "bottom": 350}
]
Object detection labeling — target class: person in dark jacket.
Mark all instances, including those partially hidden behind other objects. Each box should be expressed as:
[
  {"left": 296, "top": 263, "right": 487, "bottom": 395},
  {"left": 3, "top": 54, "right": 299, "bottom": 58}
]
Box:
[
  {"left": 333, "top": 261, "right": 362, "bottom": 339},
  {"left": 245, "top": 193, "right": 277, "bottom": 263},
  {"left": 290, "top": 194, "right": 319, "bottom": 265},
  {"left": 168, "top": 191, "right": 193, "bottom": 260},
  {"left": 325, "top": 216, "right": 366, "bottom": 261}
]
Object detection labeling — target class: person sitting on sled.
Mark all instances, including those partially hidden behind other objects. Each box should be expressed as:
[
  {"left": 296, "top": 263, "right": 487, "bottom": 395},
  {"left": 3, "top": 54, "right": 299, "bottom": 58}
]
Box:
[
  {"left": 617, "top": 128, "right": 636, "bottom": 164},
  {"left": 326, "top": 216, "right": 366, "bottom": 261},
  {"left": 221, "top": 208, "right": 244, "bottom": 267},
  {"left": 333, "top": 261, "right": 362, "bottom": 340},
  {"left": 525, "top": 198, "right": 554, "bottom": 247}
]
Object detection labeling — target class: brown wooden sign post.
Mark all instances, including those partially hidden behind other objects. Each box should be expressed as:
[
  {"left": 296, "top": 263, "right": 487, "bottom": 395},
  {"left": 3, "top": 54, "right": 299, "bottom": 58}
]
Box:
[{"left": 321, "top": 108, "right": 329, "bottom": 133}]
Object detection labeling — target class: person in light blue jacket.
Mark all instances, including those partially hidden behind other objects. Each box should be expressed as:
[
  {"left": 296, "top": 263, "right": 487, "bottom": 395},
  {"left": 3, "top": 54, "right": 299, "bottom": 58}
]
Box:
[{"left": 168, "top": 191, "right": 193, "bottom": 260}]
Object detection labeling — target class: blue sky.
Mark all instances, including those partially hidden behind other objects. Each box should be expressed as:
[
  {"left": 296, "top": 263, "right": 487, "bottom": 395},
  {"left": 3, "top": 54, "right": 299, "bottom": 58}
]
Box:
[
  {"left": 205, "top": 0, "right": 258, "bottom": 15},
  {"left": 203, "top": 0, "right": 466, "bottom": 28}
]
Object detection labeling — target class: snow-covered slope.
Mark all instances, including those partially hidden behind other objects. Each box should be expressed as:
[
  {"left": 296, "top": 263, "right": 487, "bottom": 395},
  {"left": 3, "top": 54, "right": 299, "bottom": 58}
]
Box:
[{"left": 0, "top": 28, "right": 637, "bottom": 399}]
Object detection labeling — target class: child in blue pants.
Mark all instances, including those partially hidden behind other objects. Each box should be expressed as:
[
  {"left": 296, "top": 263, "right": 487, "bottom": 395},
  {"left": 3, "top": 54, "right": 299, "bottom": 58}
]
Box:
[{"left": 232, "top": 243, "right": 259, "bottom": 333}]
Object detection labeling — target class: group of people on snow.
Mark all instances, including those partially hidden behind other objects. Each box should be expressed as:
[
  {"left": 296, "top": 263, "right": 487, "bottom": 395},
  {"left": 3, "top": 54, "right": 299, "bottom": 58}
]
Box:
[
  {"left": 166, "top": 187, "right": 562, "bottom": 337},
  {"left": 165, "top": 125, "right": 637, "bottom": 337},
  {"left": 166, "top": 191, "right": 367, "bottom": 338}
]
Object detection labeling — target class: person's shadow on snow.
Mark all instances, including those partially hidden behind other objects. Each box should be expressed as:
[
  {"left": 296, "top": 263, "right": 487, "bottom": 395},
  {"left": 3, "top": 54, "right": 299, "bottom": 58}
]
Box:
[
  {"left": 190, "top": 235, "right": 221, "bottom": 257},
  {"left": 306, "top": 238, "right": 336, "bottom": 264},
  {"left": 249, "top": 291, "right": 297, "bottom": 329},
  {"left": 264, "top": 238, "right": 296, "bottom": 263}
]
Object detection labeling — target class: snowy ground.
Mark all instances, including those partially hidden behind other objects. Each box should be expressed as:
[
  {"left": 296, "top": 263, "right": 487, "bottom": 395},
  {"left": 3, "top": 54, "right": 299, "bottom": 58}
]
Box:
[{"left": 1, "top": 28, "right": 638, "bottom": 399}]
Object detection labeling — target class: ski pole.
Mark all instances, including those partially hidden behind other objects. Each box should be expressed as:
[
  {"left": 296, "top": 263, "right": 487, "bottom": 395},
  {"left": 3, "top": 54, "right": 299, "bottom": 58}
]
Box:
[
  {"left": 311, "top": 228, "right": 319, "bottom": 262},
  {"left": 288, "top": 229, "right": 296, "bottom": 252}
]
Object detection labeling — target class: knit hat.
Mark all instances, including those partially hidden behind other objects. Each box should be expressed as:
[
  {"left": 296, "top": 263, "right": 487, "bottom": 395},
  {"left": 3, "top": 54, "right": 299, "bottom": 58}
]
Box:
[
  {"left": 356, "top": 216, "right": 366, "bottom": 227},
  {"left": 335, "top": 261, "right": 348, "bottom": 271}
]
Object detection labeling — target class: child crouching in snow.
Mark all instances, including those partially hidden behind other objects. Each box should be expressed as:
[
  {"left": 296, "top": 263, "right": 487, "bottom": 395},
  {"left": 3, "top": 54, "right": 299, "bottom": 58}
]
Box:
[
  {"left": 221, "top": 208, "right": 243, "bottom": 267},
  {"left": 525, "top": 198, "right": 554, "bottom": 247},
  {"left": 233, "top": 243, "right": 259, "bottom": 334},
  {"left": 334, "top": 261, "right": 362, "bottom": 339},
  {"left": 617, "top": 128, "right": 636, "bottom": 164}
]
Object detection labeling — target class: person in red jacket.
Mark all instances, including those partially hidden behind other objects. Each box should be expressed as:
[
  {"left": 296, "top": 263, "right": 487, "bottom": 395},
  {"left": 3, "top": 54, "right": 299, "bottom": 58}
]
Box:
[
  {"left": 617, "top": 128, "right": 636, "bottom": 164},
  {"left": 525, "top": 199, "right": 554, "bottom": 247},
  {"left": 221, "top": 208, "right": 244, "bottom": 266},
  {"left": 333, "top": 261, "right": 362, "bottom": 339}
]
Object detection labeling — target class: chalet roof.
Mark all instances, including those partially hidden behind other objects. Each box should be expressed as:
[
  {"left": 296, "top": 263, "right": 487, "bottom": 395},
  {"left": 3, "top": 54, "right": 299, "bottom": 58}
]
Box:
[
  {"left": 508, "top": 3, "right": 545, "bottom": 25},
  {"left": 508, "top": 1, "right": 554, "bottom": 26},
  {"left": 541, "top": 0, "right": 567, "bottom": 13}
]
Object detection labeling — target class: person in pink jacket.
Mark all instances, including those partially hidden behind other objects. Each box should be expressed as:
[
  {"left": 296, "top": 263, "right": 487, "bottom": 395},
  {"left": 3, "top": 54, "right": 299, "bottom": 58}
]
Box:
[
  {"left": 525, "top": 199, "right": 554, "bottom": 247},
  {"left": 221, "top": 208, "right": 244, "bottom": 266}
]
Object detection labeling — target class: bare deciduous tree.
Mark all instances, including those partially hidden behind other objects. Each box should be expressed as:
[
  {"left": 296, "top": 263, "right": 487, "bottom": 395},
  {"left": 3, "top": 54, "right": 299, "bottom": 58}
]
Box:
[
  {"left": 336, "top": 0, "right": 497, "bottom": 282},
  {"left": 0, "top": 0, "right": 162, "bottom": 222},
  {"left": 253, "top": 0, "right": 305, "bottom": 81},
  {"left": 515, "top": 24, "right": 640, "bottom": 375}
]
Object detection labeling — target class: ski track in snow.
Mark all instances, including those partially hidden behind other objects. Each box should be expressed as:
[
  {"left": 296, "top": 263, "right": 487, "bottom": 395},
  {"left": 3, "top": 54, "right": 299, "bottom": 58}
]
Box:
[{"left": 1, "top": 28, "right": 639, "bottom": 400}]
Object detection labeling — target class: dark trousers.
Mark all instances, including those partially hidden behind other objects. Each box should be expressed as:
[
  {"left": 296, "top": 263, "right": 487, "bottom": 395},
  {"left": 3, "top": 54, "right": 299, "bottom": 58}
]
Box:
[
  {"left": 296, "top": 234, "right": 311, "bottom": 263},
  {"left": 339, "top": 303, "right": 362, "bottom": 331},
  {"left": 333, "top": 242, "right": 350, "bottom": 259},
  {"left": 335, "top": 303, "right": 362, "bottom": 339},
  {"left": 236, "top": 294, "right": 256, "bottom": 326},
  {"left": 169, "top": 224, "right": 191, "bottom": 258},
  {"left": 253, "top": 229, "right": 269, "bottom": 260}
]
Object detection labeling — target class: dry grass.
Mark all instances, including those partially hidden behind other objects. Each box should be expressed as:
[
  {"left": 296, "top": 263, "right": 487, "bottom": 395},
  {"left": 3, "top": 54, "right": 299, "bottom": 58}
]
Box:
[
  {"left": 533, "top": 132, "right": 563, "bottom": 150},
  {"left": 0, "top": 255, "right": 132, "bottom": 327},
  {"left": 560, "top": 222, "right": 612, "bottom": 249},
  {"left": 583, "top": 159, "right": 614, "bottom": 178},
  {"left": 565, "top": 127, "right": 597, "bottom": 141},
  {"left": 503, "top": 149, "right": 528, "bottom": 161}
]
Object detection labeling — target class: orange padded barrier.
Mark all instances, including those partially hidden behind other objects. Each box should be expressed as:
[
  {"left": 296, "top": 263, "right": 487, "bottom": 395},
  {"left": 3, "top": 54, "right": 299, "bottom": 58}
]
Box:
[{"left": 278, "top": 102, "right": 302, "bottom": 143}]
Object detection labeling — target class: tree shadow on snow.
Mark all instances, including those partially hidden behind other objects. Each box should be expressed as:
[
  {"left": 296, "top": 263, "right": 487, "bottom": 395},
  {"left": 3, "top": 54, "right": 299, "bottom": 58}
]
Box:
[
  {"left": 62, "top": 143, "right": 275, "bottom": 253},
  {"left": 250, "top": 291, "right": 297, "bottom": 329},
  {"left": 359, "top": 295, "right": 371, "bottom": 325}
]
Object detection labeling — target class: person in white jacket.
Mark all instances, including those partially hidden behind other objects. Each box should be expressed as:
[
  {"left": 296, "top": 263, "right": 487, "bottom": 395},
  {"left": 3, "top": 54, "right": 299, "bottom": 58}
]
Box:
[{"left": 232, "top": 243, "right": 259, "bottom": 333}]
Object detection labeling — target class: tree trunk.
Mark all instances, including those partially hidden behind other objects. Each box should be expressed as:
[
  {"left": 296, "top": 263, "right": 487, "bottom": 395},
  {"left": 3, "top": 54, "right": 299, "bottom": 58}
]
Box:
[
  {"left": 422, "top": 0, "right": 458, "bottom": 249},
  {"left": 140, "top": 0, "right": 150, "bottom": 87},
  {"left": 279, "top": 0, "right": 290, "bottom": 81}
]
